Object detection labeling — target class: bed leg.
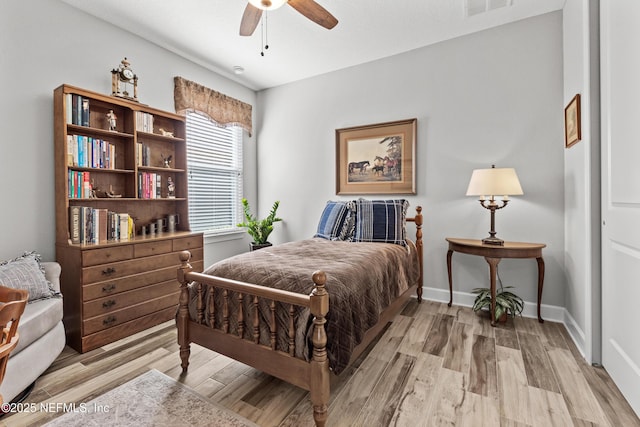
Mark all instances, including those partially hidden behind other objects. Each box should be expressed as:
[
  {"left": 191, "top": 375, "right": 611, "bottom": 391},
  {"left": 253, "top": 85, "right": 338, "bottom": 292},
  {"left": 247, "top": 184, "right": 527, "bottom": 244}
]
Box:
[
  {"left": 309, "top": 271, "right": 330, "bottom": 427},
  {"left": 414, "top": 206, "right": 424, "bottom": 303},
  {"left": 177, "top": 251, "right": 193, "bottom": 372}
]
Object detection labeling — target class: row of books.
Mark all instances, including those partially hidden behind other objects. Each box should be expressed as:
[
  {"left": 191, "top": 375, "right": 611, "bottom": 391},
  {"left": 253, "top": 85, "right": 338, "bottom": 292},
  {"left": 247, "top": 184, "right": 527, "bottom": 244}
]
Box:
[
  {"left": 138, "top": 172, "right": 162, "bottom": 199},
  {"left": 137, "top": 142, "right": 152, "bottom": 167},
  {"left": 66, "top": 94, "right": 90, "bottom": 126},
  {"left": 69, "top": 206, "right": 133, "bottom": 244},
  {"left": 68, "top": 171, "right": 91, "bottom": 199},
  {"left": 136, "top": 111, "right": 154, "bottom": 133},
  {"left": 67, "top": 135, "right": 116, "bottom": 169}
]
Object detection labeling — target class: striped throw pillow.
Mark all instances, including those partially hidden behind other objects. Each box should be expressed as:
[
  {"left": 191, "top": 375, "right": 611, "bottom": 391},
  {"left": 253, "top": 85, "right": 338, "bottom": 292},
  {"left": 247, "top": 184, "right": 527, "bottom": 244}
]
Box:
[{"left": 353, "top": 199, "right": 409, "bottom": 246}]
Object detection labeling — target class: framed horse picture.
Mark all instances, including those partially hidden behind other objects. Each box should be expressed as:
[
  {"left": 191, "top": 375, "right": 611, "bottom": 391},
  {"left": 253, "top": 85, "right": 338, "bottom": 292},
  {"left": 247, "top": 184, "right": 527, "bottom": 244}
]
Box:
[{"left": 335, "top": 118, "right": 417, "bottom": 195}]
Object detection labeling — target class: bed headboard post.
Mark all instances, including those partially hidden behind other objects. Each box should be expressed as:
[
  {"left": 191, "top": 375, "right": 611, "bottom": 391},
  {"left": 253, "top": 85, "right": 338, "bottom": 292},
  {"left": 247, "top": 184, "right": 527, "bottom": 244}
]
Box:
[
  {"left": 407, "top": 206, "right": 424, "bottom": 302},
  {"left": 309, "top": 270, "right": 329, "bottom": 427},
  {"left": 177, "top": 251, "right": 194, "bottom": 371}
]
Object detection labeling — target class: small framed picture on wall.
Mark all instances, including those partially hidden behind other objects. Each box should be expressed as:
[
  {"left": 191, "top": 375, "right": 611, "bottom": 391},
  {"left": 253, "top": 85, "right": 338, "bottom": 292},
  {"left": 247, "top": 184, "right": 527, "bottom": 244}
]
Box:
[{"left": 565, "top": 94, "right": 581, "bottom": 148}]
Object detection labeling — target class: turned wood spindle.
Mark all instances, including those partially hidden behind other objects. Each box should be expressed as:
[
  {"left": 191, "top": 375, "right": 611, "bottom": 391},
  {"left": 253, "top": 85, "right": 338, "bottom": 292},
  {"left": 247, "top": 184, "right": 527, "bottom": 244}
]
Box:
[
  {"left": 238, "top": 293, "right": 244, "bottom": 339},
  {"left": 223, "top": 289, "right": 229, "bottom": 333},
  {"left": 270, "top": 300, "right": 277, "bottom": 350},
  {"left": 196, "top": 282, "right": 204, "bottom": 324},
  {"left": 253, "top": 296, "right": 260, "bottom": 344},
  {"left": 208, "top": 288, "right": 215, "bottom": 328},
  {"left": 288, "top": 304, "right": 296, "bottom": 356}
]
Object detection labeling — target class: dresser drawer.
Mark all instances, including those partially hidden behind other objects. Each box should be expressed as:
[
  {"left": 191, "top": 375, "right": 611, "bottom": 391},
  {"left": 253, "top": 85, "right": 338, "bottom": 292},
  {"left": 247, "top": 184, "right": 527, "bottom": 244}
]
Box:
[
  {"left": 82, "top": 249, "right": 202, "bottom": 284},
  {"left": 134, "top": 240, "right": 173, "bottom": 258},
  {"left": 82, "top": 245, "right": 134, "bottom": 267},
  {"left": 83, "top": 291, "right": 179, "bottom": 335},
  {"left": 83, "top": 279, "right": 178, "bottom": 318},
  {"left": 83, "top": 265, "right": 177, "bottom": 301},
  {"left": 173, "top": 235, "right": 203, "bottom": 252}
]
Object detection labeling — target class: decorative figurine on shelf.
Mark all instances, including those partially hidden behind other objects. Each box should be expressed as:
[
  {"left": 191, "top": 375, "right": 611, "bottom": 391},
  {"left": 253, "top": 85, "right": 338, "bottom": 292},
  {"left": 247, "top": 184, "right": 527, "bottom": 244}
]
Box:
[
  {"left": 159, "top": 128, "right": 174, "bottom": 137},
  {"left": 90, "top": 179, "right": 97, "bottom": 198},
  {"left": 106, "top": 184, "right": 122, "bottom": 198},
  {"left": 167, "top": 177, "right": 176, "bottom": 198},
  {"left": 161, "top": 154, "right": 172, "bottom": 168},
  {"left": 111, "top": 57, "right": 139, "bottom": 102},
  {"left": 106, "top": 109, "right": 117, "bottom": 131}
]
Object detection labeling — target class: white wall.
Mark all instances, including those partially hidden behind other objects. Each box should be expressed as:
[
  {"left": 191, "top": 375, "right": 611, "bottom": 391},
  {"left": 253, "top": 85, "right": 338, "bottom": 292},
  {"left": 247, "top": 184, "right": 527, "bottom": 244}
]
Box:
[
  {"left": 562, "top": 0, "right": 601, "bottom": 362},
  {"left": 257, "top": 12, "right": 566, "bottom": 309},
  {"left": 0, "top": 0, "right": 257, "bottom": 267}
]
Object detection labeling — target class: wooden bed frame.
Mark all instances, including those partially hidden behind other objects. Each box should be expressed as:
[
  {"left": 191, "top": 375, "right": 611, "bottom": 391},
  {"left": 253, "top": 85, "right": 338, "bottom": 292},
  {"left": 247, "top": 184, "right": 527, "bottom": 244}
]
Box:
[{"left": 176, "top": 206, "right": 423, "bottom": 426}]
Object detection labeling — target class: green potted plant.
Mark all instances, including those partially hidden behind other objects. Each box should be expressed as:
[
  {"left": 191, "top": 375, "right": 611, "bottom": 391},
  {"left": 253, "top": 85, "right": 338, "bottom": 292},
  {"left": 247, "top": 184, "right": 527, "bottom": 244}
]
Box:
[
  {"left": 471, "top": 284, "right": 524, "bottom": 322},
  {"left": 237, "top": 198, "right": 282, "bottom": 251}
]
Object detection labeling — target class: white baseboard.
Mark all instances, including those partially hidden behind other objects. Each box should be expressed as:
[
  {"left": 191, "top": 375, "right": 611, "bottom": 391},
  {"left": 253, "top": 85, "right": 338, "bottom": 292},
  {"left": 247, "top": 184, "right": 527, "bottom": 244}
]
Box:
[{"left": 419, "top": 286, "right": 588, "bottom": 359}]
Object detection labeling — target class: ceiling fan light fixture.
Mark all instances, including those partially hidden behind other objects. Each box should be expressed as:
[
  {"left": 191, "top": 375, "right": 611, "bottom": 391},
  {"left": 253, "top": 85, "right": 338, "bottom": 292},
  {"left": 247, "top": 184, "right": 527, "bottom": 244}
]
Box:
[{"left": 248, "top": 0, "right": 287, "bottom": 11}]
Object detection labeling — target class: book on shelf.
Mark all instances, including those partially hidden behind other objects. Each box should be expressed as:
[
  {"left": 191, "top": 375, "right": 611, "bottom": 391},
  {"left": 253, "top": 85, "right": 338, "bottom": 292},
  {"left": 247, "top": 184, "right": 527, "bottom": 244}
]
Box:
[
  {"left": 67, "top": 135, "right": 116, "bottom": 169},
  {"left": 66, "top": 135, "right": 74, "bottom": 166},
  {"left": 68, "top": 94, "right": 91, "bottom": 126},
  {"left": 137, "top": 143, "right": 151, "bottom": 167},
  {"left": 135, "top": 111, "right": 154, "bottom": 133},
  {"left": 69, "top": 206, "right": 134, "bottom": 244},
  {"left": 67, "top": 171, "right": 93, "bottom": 199},
  {"left": 69, "top": 206, "right": 81, "bottom": 244},
  {"left": 81, "top": 98, "right": 90, "bottom": 127},
  {"left": 138, "top": 171, "right": 167, "bottom": 199},
  {"left": 119, "top": 213, "right": 130, "bottom": 241}
]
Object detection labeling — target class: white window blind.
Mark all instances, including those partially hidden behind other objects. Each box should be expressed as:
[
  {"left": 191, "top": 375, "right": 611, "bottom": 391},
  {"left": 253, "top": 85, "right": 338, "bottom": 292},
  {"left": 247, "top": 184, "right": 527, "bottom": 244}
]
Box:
[{"left": 186, "top": 111, "right": 243, "bottom": 234}]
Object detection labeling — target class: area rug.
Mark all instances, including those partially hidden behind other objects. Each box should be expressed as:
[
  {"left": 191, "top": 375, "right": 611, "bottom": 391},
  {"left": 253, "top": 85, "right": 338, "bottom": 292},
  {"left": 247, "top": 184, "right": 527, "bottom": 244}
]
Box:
[{"left": 43, "top": 369, "right": 259, "bottom": 427}]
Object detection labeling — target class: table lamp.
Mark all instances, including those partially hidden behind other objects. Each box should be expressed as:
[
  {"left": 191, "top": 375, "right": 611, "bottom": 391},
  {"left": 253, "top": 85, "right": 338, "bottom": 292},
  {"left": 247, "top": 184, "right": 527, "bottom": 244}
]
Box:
[{"left": 466, "top": 165, "right": 523, "bottom": 245}]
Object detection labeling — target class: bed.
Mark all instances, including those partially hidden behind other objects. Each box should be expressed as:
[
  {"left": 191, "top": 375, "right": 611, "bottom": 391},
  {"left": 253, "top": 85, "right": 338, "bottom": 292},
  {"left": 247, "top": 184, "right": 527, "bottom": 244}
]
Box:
[{"left": 176, "top": 200, "right": 423, "bottom": 426}]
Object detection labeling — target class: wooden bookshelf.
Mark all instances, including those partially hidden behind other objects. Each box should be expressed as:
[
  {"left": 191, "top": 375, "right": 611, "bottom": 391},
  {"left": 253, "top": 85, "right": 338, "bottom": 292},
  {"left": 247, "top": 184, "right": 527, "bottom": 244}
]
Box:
[{"left": 53, "top": 84, "right": 203, "bottom": 353}]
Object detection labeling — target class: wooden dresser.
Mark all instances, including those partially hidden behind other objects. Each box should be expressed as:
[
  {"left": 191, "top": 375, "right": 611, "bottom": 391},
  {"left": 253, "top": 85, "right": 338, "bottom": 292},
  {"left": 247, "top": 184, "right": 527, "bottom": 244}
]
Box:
[{"left": 56, "top": 233, "right": 203, "bottom": 353}]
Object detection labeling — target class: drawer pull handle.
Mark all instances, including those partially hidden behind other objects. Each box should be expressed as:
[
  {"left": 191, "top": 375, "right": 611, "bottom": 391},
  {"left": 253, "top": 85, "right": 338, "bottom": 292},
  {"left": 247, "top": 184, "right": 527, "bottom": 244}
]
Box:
[
  {"left": 102, "top": 284, "right": 116, "bottom": 293},
  {"left": 103, "top": 316, "right": 117, "bottom": 326},
  {"left": 102, "top": 267, "right": 116, "bottom": 276},
  {"left": 102, "top": 300, "right": 116, "bottom": 309}
]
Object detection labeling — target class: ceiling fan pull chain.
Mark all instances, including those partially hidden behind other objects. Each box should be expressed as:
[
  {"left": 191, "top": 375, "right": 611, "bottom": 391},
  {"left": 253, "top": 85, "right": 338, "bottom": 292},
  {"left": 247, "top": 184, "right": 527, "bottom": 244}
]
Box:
[
  {"left": 264, "top": 11, "right": 269, "bottom": 51},
  {"left": 260, "top": 13, "right": 264, "bottom": 56}
]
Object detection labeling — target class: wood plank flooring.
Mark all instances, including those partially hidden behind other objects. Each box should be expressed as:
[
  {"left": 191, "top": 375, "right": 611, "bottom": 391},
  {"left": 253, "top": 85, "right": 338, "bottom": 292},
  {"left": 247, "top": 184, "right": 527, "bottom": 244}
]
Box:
[{"left": 3, "top": 300, "right": 639, "bottom": 427}]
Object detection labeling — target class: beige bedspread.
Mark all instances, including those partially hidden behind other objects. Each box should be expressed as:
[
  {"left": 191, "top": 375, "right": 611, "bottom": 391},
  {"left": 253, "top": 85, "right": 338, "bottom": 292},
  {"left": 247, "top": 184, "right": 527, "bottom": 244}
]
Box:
[{"left": 187, "top": 237, "right": 420, "bottom": 374}]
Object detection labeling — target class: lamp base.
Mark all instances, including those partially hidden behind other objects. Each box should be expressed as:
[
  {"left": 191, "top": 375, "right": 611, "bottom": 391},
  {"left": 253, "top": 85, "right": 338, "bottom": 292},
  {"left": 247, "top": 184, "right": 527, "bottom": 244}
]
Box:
[{"left": 482, "top": 236, "right": 505, "bottom": 246}]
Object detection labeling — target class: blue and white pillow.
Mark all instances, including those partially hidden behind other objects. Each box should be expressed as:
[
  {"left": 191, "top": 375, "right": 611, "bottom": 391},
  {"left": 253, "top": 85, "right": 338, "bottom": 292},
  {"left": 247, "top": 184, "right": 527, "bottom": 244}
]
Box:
[
  {"left": 315, "top": 200, "right": 354, "bottom": 241},
  {"left": 352, "top": 199, "right": 409, "bottom": 246}
]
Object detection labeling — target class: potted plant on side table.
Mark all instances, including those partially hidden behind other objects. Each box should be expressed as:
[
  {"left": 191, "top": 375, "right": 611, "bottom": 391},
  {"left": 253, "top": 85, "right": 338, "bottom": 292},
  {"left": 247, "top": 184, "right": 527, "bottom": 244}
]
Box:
[
  {"left": 237, "top": 198, "right": 282, "bottom": 251},
  {"left": 471, "top": 283, "right": 524, "bottom": 323}
]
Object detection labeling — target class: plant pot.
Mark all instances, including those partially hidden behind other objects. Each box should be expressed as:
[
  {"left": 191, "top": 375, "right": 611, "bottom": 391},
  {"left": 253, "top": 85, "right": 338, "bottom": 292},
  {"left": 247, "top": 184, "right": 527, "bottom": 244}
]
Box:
[
  {"left": 498, "top": 312, "right": 508, "bottom": 323},
  {"left": 250, "top": 242, "right": 272, "bottom": 251}
]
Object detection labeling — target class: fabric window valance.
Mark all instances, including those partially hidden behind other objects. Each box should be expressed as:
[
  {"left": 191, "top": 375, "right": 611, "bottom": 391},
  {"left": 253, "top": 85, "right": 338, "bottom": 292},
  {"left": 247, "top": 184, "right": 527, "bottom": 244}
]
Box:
[{"left": 173, "top": 76, "right": 252, "bottom": 136}]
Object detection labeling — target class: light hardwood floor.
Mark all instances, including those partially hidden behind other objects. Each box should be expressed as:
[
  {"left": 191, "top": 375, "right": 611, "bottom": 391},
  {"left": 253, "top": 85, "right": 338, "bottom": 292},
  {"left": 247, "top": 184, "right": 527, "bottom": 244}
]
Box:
[{"left": 3, "top": 299, "right": 639, "bottom": 427}]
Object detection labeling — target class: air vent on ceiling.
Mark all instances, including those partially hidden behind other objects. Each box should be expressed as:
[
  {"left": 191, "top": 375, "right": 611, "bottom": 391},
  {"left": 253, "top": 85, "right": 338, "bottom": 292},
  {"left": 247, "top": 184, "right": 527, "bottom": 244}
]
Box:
[{"left": 465, "top": 0, "right": 513, "bottom": 17}]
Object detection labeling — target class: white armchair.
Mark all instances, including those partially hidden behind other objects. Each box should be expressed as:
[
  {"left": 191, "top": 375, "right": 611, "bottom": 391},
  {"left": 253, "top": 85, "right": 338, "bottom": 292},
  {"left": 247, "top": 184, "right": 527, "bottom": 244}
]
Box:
[{"left": 0, "top": 262, "right": 65, "bottom": 403}]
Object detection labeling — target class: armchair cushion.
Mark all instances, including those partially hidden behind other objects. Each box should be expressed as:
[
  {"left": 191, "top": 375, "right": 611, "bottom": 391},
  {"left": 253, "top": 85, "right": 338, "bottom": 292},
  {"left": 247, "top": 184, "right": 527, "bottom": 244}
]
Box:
[{"left": 0, "top": 252, "right": 59, "bottom": 302}]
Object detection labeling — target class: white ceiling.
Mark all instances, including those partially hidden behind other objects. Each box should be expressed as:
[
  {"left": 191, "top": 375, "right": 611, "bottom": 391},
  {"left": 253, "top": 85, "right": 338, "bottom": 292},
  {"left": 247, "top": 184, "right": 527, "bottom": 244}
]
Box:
[{"left": 60, "top": 0, "right": 564, "bottom": 91}]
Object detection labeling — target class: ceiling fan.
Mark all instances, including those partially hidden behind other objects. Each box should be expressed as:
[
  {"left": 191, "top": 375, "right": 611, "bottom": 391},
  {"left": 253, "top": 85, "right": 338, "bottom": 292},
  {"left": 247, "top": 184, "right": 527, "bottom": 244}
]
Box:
[{"left": 239, "top": 0, "right": 338, "bottom": 36}]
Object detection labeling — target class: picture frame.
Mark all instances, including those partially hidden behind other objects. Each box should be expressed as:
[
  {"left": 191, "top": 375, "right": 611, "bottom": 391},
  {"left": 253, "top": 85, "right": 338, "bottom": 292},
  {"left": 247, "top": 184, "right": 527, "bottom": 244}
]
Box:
[
  {"left": 335, "top": 118, "right": 416, "bottom": 195},
  {"left": 564, "top": 94, "right": 581, "bottom": 148}
]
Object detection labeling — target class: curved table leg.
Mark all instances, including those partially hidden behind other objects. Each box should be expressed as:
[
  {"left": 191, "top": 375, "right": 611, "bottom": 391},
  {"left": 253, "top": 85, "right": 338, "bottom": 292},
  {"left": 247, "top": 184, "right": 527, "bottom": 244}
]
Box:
[
  {"left": 536, "top": 256, "right": 545, "bottom": 323},
  {"left": 446, "top": 249, "right": 453, "bottom": 307},
  {"left": 485, "top": 257, "right": 501, "bottom": 327}
]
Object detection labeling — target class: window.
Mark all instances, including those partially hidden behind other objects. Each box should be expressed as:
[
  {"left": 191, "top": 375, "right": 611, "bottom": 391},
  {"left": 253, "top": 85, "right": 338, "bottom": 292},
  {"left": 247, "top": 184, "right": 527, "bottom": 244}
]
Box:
[{"left": 186, "top": 111, "right": 243, "bottom": 235}]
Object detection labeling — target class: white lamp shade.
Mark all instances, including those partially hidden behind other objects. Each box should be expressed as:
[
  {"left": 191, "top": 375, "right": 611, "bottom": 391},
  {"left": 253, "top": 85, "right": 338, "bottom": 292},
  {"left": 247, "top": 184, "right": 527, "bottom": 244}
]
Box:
[
  {"left": 249, "top": 0, "right": 288, "bottom": 10},
  {"left": 466, "top": 167, "right": 524, "bottom": 197}
]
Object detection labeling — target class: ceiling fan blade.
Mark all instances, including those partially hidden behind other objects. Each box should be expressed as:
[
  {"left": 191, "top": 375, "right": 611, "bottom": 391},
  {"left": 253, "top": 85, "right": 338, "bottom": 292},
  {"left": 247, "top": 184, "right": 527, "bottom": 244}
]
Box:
[
  {"left": 239, "top": 3, "right": 263, "bottom": 36},
  {"left": 288, "top": 0, "right": 338, "bottom": 30}
]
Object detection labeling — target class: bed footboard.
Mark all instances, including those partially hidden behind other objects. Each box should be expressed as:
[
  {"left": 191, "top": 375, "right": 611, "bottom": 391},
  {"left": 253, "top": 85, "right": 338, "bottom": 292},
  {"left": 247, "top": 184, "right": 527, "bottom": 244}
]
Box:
[{"left": 176, "top": 251, "right": 330, "bottom": 427}]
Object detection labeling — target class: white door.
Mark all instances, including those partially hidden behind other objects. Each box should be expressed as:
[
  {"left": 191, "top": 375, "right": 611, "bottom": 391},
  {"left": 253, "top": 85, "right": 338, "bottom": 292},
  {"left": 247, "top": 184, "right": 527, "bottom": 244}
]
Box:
[{"left": 601, "top": 0, "right": 640, "bottom": 417}]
